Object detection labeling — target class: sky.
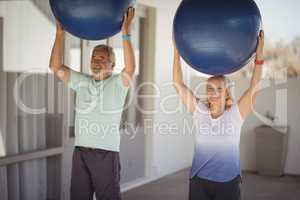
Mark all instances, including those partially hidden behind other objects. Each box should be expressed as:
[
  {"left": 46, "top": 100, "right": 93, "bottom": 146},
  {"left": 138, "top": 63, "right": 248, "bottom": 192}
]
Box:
[{"left": 256, "top": 0, "right": 300, "bottom": 43}]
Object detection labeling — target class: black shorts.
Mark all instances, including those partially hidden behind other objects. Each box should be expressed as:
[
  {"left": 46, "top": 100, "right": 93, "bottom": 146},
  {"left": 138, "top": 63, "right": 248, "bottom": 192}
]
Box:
[
  {"left": 70, "top": 146, "right": 121, "bottom": 200},
  {"left": 189, "top": 175, "right": 241, "bottom": 200}
]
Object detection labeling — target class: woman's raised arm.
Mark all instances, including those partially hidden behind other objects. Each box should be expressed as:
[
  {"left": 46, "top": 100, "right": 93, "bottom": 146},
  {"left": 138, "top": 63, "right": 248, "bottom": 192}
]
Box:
[
  {"left": 172, "top": 40, "right": 197, "bottom": 113},
  {"left": 238, "top": 30, "right": 265, "bottom": 119}
]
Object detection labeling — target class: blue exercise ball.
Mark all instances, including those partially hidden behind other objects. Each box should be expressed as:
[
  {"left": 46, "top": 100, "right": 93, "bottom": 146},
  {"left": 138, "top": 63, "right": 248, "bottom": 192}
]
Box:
[
  {"left": 173, "top": 0, "right": 262, "bottom": 75},
  {"left": 50, "top": 0, "right": 133, "bottom": 40}
]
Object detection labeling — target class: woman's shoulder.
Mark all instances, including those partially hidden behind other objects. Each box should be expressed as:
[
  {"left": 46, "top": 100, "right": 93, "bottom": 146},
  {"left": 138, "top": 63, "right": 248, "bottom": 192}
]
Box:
[{"left": 226, "top": 103, "right": 244, "bottom": 123}]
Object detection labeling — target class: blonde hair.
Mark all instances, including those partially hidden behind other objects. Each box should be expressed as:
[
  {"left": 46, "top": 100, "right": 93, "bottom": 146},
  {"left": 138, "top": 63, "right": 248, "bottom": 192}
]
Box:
[
  {"left": 206, "top": 75, "right": 233, "bottom": 110},
  {"left": 93, "top": 44, "right": 116, "bottom": 65}
]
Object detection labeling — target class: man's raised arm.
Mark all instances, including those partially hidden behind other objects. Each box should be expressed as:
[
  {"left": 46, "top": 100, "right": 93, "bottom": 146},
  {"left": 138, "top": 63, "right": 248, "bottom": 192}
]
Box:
[{"left": 49, "top": 22, "right": 71, "bottom": 84}]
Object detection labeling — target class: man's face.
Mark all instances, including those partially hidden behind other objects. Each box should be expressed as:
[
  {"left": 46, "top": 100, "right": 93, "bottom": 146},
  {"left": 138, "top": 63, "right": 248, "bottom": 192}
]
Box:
[{"left": 90, "top": 48, "right": 114, "bottom": 80}]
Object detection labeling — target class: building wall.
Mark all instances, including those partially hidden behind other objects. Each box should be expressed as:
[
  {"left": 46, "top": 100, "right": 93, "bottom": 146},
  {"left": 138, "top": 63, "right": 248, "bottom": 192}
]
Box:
[
  {"left": 0, "top": 1, "right": 55, "bottom": 73},
  {"left": 235, "top": 77, "right": 300, "bottom": 175},
  {"left": 137, "top": 0, "right": 195, "bottom": 180}
]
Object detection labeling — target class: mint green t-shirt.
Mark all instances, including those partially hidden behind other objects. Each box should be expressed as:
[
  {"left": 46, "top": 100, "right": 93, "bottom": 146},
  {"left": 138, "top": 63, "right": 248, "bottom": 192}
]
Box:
[{"left": 68, "top": 70, "right": 129, "bottom": 152}]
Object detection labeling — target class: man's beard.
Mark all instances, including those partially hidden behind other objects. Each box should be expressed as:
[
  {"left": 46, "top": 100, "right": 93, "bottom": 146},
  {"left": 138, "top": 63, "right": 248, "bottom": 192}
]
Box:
[{"left": 92, "top": 70, "right": 112, "bottom": 80}]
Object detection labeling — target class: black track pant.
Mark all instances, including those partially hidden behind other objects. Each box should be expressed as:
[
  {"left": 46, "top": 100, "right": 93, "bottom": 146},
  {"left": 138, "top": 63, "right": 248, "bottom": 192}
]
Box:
[
  {"left": 70, "top": 146, "right": 121, "bottom": 200},
  {"left": 189, "top": 175, "right": 241, "bottom": 200}
]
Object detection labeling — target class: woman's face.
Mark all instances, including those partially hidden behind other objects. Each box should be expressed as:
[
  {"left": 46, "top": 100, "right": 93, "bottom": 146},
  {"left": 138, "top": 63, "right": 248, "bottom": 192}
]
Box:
[{"left": 206, "top": 78, "right": 227, "bottom": 109}]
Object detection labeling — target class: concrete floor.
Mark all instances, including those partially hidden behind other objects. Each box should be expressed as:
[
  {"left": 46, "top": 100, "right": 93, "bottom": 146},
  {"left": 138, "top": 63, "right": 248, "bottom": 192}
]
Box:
[{"left": 122, "top": 169, "right": 300, "bottom": 200}]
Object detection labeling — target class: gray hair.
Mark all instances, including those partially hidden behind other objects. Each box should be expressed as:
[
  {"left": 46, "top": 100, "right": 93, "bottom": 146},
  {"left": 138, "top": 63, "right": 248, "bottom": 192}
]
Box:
[{"left": 93, "top": 44, "right": 116, "bottom": 65}]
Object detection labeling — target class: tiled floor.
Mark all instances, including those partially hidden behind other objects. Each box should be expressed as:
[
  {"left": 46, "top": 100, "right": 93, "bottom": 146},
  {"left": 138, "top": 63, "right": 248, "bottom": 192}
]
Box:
[{"left": 122, "top": 169, "right": 300, "bottom": 200}]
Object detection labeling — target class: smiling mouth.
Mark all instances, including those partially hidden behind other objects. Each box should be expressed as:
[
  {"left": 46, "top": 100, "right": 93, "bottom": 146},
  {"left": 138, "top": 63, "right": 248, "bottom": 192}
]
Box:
[
  {"left": 92, "top": 70, "right": 101, "bottom": 74},
  {"left": 209, "top": 96, "right": 221, "bottom": 101},
  {"left": 92, "top": 69, "right": 113, "bottom": 76}
]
